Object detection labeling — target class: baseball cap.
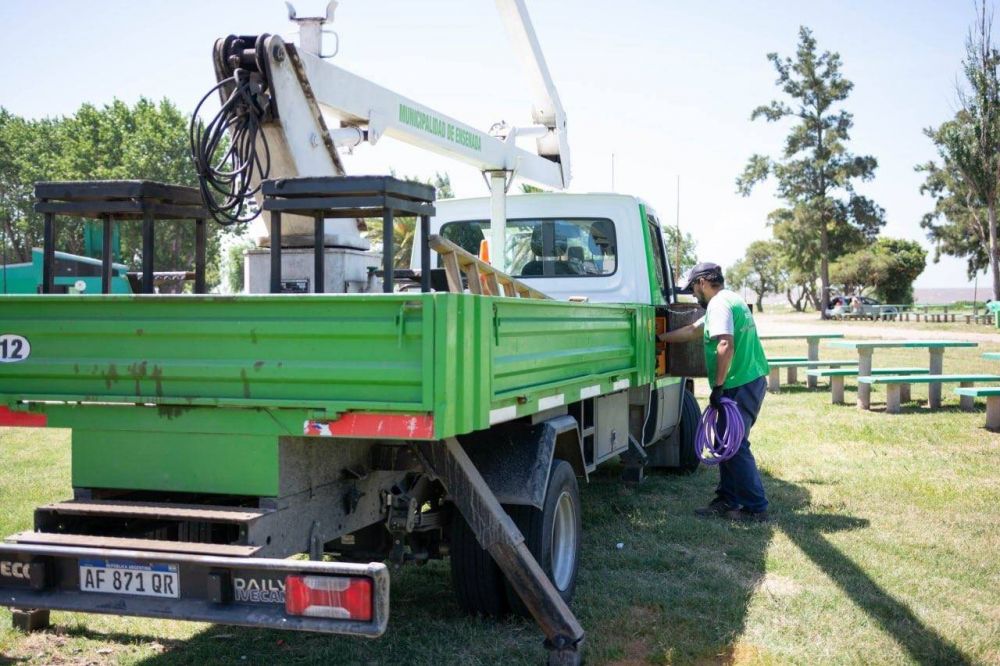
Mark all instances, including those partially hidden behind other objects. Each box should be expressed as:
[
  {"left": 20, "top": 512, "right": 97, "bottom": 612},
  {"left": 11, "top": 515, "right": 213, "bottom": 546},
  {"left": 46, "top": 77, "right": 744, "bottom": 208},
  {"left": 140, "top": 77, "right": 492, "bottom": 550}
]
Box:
[{"left": 676, "top": 262, "right": 723, "bottom": 294}]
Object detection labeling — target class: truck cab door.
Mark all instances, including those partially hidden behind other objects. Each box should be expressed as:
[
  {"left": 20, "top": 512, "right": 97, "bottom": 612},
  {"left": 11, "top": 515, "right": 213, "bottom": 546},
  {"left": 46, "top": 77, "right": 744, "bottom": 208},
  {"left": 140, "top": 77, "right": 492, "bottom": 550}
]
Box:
[{"left": 643, "top": 211, "right": 684, "bottom": 443}]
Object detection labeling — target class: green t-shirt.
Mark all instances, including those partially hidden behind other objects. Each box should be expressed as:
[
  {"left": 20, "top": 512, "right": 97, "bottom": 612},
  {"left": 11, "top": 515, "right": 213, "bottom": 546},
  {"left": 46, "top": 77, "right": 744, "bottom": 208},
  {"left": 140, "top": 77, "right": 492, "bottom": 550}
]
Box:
[{"left": 701, "top": 289, "right": 770, "bottom": 389}]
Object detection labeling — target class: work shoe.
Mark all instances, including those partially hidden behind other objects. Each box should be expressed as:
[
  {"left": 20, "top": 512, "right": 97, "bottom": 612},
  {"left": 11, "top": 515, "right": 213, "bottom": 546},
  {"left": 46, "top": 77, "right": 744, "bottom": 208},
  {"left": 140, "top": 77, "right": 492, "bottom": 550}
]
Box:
[
  {"left": 694, "top": 497, "right": 736, "bottom": 518},
  {"left": 725, "top": 508, "right": 769, "bottom": 524}
]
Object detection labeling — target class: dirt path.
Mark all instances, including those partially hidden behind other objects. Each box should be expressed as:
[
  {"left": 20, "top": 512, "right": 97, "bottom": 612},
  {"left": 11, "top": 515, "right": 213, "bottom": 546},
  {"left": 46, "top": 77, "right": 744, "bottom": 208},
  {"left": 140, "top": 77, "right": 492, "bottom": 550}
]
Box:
[{"left": 755, "top": 311, "right": 1000, "bottom": 344}]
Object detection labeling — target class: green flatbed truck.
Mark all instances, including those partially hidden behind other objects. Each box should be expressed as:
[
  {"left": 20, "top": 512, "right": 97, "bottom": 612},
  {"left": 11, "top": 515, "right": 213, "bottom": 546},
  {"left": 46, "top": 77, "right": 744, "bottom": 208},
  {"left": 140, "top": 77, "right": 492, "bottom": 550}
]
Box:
[{"left": 0, "top": 183, "right": 703, "bottom": 659}]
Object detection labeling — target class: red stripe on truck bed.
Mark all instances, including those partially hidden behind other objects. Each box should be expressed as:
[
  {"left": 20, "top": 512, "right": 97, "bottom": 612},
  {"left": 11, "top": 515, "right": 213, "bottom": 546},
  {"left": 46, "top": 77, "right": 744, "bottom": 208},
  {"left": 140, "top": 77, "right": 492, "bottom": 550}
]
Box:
[
  {"left": 305, "top": 413, "right": 434, "bottom": 440},
  {"left": 0, "top": 406, "right": 47, "bottom": 427}
]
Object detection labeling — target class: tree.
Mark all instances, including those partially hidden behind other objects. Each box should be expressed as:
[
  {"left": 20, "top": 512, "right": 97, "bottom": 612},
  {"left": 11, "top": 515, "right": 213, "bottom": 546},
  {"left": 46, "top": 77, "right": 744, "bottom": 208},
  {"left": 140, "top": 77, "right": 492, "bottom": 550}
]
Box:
[
  {"left": 0, "top": 110, "right": 62, "bottom": 262},
  {"left": 769, "top": 205, "right": 821, "bottom": 310},
  {"left": 917, "top": 2, "right": 1000, "bottom": 297},
  {"left": 1, "top": 99, "right": 231, "bottom": 289},
  {"left": 661, "top": 225, "right": 698, "bottom": 281},
  {"left": 737, "top": 27, "right": 886, "bottom": 317},
  {"left": 727, "top": 240, "right": 786, "bottom": 312},
  {"left": 830, "top": 237, "right": 926, "bottom": 304},
  {"left": 830, "top": 247, "right": 892, "bottom": 298},
  {"left": 918, "top": 121, "right": 990, "bottom": 279},
  {"left": 225, "top": 236, "right": 257, "bottom": 294}
]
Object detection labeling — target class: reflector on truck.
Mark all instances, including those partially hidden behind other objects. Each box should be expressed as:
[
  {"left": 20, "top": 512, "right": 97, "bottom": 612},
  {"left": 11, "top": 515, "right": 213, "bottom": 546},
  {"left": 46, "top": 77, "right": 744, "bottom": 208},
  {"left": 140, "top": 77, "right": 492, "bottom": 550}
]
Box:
[{"left": 285, "top": 575, "right": 373, "bottom": 621}]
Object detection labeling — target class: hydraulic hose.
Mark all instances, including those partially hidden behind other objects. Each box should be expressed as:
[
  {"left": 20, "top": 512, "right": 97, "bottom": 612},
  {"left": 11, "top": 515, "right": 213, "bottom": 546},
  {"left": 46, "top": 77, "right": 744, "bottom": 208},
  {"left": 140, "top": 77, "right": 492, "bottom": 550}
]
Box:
[
  {"left": 694, "top": 398, "right": 745, "bottom": 465},
  {"left": 189, "top": 71, "right": 272, "bottom": 225}
]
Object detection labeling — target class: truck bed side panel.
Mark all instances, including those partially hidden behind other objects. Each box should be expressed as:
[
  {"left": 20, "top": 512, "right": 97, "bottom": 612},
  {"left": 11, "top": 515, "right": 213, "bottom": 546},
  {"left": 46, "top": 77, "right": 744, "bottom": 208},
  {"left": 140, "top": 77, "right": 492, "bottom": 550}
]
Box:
[
  {"left": 0, "top": 295, "right": 432, "bottom": 412},
  {"left": 488, "top": 299, "right": 652, "bottom": 418}
]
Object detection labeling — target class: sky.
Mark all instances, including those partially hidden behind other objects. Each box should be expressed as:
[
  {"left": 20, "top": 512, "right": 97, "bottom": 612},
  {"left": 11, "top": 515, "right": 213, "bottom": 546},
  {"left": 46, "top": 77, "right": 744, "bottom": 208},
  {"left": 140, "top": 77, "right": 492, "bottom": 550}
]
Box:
[{"left": 0, "top": 0, "right": 989, "bottom": 288}]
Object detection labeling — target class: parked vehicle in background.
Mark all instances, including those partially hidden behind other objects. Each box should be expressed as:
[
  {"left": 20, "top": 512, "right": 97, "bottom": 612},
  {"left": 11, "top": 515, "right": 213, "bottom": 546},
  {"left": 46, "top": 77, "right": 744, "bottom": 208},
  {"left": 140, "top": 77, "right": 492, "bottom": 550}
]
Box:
[{"left": 826, "top": 294, "right": 899, "bottom": 318}]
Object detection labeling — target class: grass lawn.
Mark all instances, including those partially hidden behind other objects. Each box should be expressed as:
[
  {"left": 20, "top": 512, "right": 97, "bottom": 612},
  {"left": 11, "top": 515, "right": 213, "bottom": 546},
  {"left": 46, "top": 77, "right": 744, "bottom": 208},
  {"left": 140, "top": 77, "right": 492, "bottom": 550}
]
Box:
[{"left": 0, "top": 332, "right": 998, "bottom": 664}]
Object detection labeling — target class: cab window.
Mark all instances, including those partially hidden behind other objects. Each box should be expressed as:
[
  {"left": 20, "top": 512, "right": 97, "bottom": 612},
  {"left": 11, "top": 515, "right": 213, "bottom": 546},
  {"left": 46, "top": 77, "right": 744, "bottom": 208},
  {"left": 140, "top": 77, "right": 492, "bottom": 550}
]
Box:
[{"left": 439, "top": 218, "right": 617, "bottom": 278}]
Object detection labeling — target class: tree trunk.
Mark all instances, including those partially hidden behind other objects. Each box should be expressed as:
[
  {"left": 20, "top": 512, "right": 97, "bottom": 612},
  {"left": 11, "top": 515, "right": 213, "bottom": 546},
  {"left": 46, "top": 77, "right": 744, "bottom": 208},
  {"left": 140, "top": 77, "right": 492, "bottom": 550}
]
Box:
[
  {"left": 803, "top": 282, "right": 820, "bottom": 311},
  {"left": 990, "top": 203, "right": 1000, "bottom": 301},
  {"left": 756, "top": 294, "right": 764, "bottom": 312},
  {"left": 819, "top": 222, "right": 830, "bottom": 319},
  {"left": 786, "top": 287, "right": 802, "bottom": 311}
]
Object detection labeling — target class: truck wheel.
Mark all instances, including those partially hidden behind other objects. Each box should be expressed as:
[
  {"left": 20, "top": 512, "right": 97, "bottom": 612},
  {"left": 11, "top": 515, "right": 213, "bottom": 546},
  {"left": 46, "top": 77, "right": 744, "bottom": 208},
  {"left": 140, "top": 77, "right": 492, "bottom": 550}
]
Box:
[
  {"left": 504, "top": 459, "right": 581, "bottom": 617},
  {"left": 449, "top": 508, "right": 510, "bottom": 616},
  {"left": 676, "top": 389, "right": 701, "bottom": 474}
]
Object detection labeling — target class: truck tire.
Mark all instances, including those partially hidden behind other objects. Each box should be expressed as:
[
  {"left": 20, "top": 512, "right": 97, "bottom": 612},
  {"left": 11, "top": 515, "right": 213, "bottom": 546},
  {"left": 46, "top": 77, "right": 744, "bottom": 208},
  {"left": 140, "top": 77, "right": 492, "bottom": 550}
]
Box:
[
  {"left": 676, "top": 389, "right": 701, "bottom": 474},
  {"left": 449, "top": 508, "right": 510, "bottom": 616},
  {"left": 504, "top": 459, "right": 582, "bottom": 617}
]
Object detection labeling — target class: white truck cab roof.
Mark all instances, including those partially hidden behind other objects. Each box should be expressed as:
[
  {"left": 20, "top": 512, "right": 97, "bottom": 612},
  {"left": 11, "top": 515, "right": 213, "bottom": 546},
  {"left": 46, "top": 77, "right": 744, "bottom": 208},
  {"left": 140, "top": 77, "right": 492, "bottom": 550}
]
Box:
[{"left": 413, "top": 192, "right": 670, "bottom": 305}]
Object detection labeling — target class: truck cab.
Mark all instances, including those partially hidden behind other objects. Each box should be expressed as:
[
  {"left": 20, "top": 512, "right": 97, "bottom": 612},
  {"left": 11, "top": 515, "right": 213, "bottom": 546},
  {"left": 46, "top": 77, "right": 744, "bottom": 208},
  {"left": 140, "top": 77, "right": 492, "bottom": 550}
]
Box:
[
  {"left": 415, "top": 193, "right": 673, "bottom": 305},
  {"left": 413, "top": 192, "right": 701, "bottom": 469}
]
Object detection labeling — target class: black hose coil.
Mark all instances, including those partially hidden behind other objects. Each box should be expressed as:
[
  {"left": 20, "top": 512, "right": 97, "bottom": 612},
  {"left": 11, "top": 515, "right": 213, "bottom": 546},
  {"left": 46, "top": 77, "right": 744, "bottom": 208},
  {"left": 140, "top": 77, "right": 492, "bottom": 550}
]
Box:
[{"left": 189, "top": 69, "right": 272, "bottom": 225}]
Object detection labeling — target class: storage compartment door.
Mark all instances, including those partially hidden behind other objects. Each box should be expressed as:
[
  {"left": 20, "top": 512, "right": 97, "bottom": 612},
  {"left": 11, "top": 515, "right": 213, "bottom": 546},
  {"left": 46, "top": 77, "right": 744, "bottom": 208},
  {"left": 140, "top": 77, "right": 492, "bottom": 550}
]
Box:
[{"left": 666, "top": 303, "right": 707, "bottom": 377}]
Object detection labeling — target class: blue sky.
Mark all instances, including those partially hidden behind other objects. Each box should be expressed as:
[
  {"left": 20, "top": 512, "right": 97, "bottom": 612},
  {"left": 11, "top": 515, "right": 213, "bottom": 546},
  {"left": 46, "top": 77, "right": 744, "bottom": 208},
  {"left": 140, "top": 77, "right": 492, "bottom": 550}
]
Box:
[{"left": 0, "top": 0, "right": 987, "bottom": 288}]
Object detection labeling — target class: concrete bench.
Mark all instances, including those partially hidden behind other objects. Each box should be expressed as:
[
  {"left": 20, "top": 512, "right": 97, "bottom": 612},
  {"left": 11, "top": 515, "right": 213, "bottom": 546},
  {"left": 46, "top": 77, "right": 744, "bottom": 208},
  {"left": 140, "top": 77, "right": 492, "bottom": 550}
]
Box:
[
  {"left": 806, "top": 367, "right": 931, "bottom": 405},
  {"left": 767, "top": 356, "right": 807, "bottom": 363},
  {"left": 858, "top": 374, "right": 1000, "bottom": 413},
  {"left": 767, "top": 360, "right": 859, "bottom": 393},
  {"left": 954, "top": 387, "right": 1000, "bottom": 431}
]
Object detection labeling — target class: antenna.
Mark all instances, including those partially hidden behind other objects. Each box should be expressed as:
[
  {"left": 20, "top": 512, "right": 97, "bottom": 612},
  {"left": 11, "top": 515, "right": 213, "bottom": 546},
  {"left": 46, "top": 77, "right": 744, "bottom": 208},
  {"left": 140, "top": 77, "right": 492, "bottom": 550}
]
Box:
[{"left": 674, "top": 174, "right": 681, "bottom": 280}]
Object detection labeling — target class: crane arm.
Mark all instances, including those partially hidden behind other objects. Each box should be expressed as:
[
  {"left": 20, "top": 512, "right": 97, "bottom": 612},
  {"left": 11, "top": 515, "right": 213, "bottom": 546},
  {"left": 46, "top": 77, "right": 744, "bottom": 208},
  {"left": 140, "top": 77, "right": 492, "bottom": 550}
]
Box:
[
  {"left": 204, "top": 1, "right": 570, "bottom": 266},
  {"left": 494, "top": 0, "right": 570, "bottom": 178}
]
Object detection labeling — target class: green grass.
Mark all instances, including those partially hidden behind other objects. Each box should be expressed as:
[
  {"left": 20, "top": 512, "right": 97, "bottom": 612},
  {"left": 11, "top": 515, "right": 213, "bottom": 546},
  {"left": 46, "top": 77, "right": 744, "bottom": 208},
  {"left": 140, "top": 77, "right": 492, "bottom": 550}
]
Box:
[{"left": 1, "top": 335, "right": 998, "bottom": 664}]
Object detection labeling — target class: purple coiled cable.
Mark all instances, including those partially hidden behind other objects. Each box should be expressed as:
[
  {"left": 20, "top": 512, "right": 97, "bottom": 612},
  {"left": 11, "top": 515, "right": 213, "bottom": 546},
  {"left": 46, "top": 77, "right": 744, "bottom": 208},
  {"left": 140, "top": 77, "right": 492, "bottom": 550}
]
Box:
[{"left": 695, "top": 398, "right": 745, "bottom": 465}]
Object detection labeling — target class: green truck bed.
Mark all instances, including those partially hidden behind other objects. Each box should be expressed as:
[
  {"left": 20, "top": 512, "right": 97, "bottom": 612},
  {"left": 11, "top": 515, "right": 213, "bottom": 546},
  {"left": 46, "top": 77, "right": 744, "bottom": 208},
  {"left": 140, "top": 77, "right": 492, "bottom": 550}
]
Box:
[{"left": 0, "top": 293, "right": 653, "bottom": 495}]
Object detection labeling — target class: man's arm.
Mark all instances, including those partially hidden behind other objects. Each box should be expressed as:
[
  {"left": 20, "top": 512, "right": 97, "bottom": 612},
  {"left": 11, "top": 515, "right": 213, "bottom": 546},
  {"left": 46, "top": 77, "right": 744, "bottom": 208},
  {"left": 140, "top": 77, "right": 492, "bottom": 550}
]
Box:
[
  {"left": 657, "top": 320, "right": 703, "bottom": 344},
  {"left": 713, "top": 334, "right": 734, "bottom": 388}
]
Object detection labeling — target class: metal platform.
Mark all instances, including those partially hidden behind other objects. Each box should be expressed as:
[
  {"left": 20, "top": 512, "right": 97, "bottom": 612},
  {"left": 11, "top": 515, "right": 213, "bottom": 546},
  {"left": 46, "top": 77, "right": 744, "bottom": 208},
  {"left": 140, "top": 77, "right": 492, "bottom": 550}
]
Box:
[
  {"left": 34, "top": 180, "right": 210, "bottom": 295},
  {"left": 261, "top": 176, "right": 436, "bottom": 294},
  {"left": 35, "top": 500, "right": 267, "bottom": 524}
]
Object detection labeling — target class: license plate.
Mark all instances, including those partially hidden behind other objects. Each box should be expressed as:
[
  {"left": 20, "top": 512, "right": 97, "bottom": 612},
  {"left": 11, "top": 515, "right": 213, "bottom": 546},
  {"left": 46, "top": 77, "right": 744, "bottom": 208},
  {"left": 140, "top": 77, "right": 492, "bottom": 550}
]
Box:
[{"left": 79, "top": 559, "right": 179, "bottom": 598}]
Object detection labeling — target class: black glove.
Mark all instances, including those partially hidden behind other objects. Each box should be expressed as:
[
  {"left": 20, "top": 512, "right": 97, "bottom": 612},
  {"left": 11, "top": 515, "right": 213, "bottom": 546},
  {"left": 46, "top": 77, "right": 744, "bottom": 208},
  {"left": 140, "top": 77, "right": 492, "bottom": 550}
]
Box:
[{"left": 709, "top": 384, "right": 724, "bottom": 410}]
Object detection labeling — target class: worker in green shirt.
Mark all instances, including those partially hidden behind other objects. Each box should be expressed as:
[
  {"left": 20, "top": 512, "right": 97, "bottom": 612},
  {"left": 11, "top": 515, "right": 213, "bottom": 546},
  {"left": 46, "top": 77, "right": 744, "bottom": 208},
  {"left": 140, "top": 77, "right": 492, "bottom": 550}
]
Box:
[{"left": 658, "top": 262, "right": 770, "bottom": 522}]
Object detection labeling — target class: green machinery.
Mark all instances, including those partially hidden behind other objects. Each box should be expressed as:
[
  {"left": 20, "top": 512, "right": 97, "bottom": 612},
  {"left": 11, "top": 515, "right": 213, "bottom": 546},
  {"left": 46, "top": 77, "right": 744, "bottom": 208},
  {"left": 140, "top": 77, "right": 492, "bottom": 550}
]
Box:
[{"left": 1, "top": 224, "right": 130, "bottom": 295}]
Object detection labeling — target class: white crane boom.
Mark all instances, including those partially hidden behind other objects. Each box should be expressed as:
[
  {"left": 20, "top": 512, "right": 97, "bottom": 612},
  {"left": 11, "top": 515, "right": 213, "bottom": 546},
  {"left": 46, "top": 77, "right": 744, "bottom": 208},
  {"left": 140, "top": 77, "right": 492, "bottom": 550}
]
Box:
[{"left": 215, "top": 1, "right": 569, "bottom": 271}]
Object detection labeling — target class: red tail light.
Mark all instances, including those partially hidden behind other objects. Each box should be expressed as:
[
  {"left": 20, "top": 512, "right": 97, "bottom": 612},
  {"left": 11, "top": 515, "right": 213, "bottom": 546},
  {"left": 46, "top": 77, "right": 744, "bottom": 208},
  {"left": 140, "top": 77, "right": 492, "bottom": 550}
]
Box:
[{"left": 284, "top": 575, "right": 372, "bottom": 621}]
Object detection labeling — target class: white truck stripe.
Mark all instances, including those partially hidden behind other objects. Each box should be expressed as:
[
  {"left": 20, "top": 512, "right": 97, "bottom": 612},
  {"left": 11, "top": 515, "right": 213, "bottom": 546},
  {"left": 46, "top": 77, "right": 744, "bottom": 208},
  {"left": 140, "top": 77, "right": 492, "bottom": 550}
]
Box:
[
  {"left": 538, "top": 394, "right": 565, "bottom": 410},
  {"left": 489, "top": 405, "right": 518, "bottom": 424}
]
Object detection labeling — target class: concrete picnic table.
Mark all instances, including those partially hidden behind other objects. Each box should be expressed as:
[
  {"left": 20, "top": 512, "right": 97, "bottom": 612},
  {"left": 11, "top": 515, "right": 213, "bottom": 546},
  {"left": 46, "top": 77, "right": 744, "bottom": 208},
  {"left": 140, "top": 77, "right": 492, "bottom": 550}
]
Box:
[
  {"left": 759, "top": 333, "right": 844, "bottom": 388},
  {"left": 827, "top": 339, "right": 979, "bottom": 410}
]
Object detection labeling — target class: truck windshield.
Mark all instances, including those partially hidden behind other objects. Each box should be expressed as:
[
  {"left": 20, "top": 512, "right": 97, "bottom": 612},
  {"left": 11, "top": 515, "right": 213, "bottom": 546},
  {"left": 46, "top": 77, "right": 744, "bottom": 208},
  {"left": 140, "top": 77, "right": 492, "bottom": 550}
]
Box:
[{"left": 439, "top": 218, "right": 617, "bottom": 277}]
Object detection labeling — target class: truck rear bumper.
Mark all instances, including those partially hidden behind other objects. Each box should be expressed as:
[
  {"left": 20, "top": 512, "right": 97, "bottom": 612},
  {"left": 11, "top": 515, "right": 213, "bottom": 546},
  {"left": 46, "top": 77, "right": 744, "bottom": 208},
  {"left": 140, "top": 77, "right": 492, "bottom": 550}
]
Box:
[{"left": 0, "top": 542, "right": 389, "bottom": 637}]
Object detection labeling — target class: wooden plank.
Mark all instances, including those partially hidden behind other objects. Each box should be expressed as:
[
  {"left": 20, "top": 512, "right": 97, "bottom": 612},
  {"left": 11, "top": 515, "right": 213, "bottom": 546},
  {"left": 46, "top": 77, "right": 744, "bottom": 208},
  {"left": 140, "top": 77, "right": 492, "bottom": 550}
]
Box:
[
  {"left": 484, "top": 271, "right": 501, "bottom": 296},
  {"left": 442, "top": 252, "right": 463, "bottom": 293},
  {"left": 428, "top": 234, "right": 550, "bottom": 299},
  {"left": 465, "top": 262, "right": 483, "bottom": 295}
]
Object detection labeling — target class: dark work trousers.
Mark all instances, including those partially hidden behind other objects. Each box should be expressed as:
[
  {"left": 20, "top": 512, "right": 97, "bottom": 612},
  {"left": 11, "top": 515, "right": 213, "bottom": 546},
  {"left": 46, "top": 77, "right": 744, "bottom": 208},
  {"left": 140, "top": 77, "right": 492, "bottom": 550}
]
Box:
[{"left": 715, "top": 375, "right": 768, "bottom": 513}]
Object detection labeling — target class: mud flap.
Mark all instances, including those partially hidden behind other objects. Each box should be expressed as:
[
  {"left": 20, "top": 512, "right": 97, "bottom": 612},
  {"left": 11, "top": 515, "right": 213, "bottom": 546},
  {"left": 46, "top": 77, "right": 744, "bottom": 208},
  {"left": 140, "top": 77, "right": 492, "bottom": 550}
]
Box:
[{"left": 456, "top": 415, "right": 584, "bottom": 509}]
